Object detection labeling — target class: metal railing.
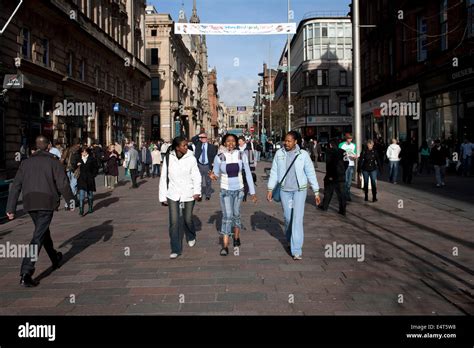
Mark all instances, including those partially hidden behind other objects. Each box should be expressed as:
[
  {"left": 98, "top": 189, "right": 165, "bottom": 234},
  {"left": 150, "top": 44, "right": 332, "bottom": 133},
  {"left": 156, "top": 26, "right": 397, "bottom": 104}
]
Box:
[{"left": 303, "top": 11, "right": 349, "bottom": 19}]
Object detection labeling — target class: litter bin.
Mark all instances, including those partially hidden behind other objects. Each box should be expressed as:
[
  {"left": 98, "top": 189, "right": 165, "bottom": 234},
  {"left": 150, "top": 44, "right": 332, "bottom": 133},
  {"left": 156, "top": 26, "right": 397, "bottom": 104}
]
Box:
[{"left": 0, "top": 179, "right": 13, "bottom": 219}]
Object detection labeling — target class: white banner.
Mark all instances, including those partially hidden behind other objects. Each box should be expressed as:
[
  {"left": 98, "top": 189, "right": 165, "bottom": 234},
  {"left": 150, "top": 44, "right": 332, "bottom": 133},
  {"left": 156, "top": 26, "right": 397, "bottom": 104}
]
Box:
[{"left": 174, "top": 23, "right": 296, "bottom": 35}]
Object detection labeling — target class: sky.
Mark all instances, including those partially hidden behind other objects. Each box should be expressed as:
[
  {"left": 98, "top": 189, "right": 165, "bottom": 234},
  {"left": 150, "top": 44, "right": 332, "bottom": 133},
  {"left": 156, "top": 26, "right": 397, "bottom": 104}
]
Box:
[{"left": 149, "top": 0, "right": 351, "bottom": 106}]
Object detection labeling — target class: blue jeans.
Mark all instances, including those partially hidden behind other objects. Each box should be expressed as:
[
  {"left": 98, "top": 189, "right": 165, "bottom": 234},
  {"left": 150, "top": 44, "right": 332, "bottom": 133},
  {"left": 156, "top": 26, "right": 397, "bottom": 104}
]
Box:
[
  {"left": 462, "top": 156, "right": 472, "bottom": 176},
  {"left": 219, "top": 189, "right": 244, "bottom": 236},
  {"left": 389, "top": 161, "right": 400, "bottom": 183},
  {"left": 79, "top": 190, "right": 93, "bottom": 207},
  {"left": 152, "top": 164, "right": 160, "bottom": 176},
  {"left": 167, "top": 199, "right": 196, "bottom": 254},
  {"left": 362, "top": 170, "right": 378, "bottom": 195},
  {"left": 344, "top": 166, "right": 354, "bottom": 200},
  {"left": 434, "top": 165, "right": 446, "bottom": 185},
  {"left": 280, "top": 190, "right": 307, "bottom": 256}
]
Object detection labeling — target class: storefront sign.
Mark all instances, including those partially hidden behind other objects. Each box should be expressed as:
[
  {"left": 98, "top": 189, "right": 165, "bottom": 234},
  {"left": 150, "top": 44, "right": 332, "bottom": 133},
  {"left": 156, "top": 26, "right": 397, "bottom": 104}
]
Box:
[
  {"left": 452, "top": 67, "right": 474, "bottom": 81},
  {"left": 113, "top": 103, "right": 120, "bottom": 112},
  {"left": 175, "top": 23, "right": 296, "bottom": 35}
]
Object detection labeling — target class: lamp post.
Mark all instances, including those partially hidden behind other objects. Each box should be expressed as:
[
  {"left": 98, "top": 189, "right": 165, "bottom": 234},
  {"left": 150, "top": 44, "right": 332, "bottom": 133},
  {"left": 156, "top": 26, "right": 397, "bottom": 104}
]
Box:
[
  {"left": 352, "top": 0, "right": 362, "bottom": 173},
  {"left": 287, "top": 0, "right": 292, "bottom": 132}
]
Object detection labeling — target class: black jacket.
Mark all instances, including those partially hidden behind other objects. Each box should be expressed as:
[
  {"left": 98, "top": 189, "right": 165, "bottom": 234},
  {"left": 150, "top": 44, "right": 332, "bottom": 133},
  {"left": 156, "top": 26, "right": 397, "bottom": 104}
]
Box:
[
  {"left": 430, "top": 146, "right": 449, "bottom": 166},
  {"left": 7, "top": 150, "right": 74, "bottom": 213},
  {"left": 74, "top": 156, "right": 98, "bottom": 192},
  {"left": 359, "top": 148, "right": 382, "bottom": 172},
  {"left": 194, "top": 142, "right": 217, "bottom": 169},
  {"left": 325, "top": 148, "right": 346, "bottom": 183}
]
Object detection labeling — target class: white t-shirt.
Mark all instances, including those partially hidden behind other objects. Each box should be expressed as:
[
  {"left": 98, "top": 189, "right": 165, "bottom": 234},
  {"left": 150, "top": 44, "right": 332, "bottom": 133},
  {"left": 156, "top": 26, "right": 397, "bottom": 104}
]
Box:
[{"left": 339, "top": 142, "right": 357, "bottom": 166}]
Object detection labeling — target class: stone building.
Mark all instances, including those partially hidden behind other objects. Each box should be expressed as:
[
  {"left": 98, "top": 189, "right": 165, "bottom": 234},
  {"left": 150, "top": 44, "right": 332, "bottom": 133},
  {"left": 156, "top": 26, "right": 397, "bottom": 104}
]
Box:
[
  {"left": 0, "top": 0, "right": 150, "bottom": 179},
  {"left": 144, "top": 1, "right": 209, "bottom": 142}
]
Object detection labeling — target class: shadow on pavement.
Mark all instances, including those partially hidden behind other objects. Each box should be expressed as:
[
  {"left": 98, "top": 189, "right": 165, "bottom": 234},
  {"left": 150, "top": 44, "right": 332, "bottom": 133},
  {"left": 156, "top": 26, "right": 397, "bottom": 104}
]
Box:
[
  {"left": 35, "top": 220, "right": 114, "bottom": 283},
  {"left": 208, "top": 211, "right": 222, "bottom": 232},
  {"left": 250, "top": 211, "right": 290, "bottom": 255},
  {"left": 93, "top": 197, "right": 120, "bottom": 212}
]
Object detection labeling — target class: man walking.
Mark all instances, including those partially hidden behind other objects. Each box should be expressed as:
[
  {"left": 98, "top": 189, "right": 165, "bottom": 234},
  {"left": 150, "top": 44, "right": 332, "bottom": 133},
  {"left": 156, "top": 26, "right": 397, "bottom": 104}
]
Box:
[
  {"left": 386, "top": 139, "right": 402, "bottom": 184},
  {"left": 461, "top": 138, "right": 474, "bottom": 176},
  {"left": 6, "top": 135, "right": 75, "bottom": 287},
  {"left": 139, "top": 142, "right": 152, "bottom": 179},
  {"left": 126, "top": 144, "right": 140, "bottom": 188},
  {"left": 430, "top": 139, "right": 449, "bottom": 187},
  {"left": 194, "top": 132, "right": 217, "bottom": 200},
  {"left": 338, "top": 134, "right": 357, "bottom": 201}
]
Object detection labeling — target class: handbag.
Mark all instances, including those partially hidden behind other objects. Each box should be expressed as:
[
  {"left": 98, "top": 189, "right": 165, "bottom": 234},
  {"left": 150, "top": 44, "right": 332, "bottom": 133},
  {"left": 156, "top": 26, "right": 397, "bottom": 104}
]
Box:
[
  {"left": 272, "top": 154, "right": 300, "bottom": 203},
  {"left": 73, "top": 167, "right": 81, "bottom": 179}
]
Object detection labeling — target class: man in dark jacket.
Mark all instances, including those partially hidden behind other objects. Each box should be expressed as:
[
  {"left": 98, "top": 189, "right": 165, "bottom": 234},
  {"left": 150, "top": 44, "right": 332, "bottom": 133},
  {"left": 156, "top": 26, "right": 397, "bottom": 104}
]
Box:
[
  {"left": 430, "top": 139, "right": 449, "bottom": 187},
  {"left": 401, "top": 139, "right": 418, "bottom": 184},
  {"left": 6, "top": 135, "right": 75, "bottom": 287},
  {"left": 194, "top": 132, "right": 217, "bottom": 200},
  {"left": 319, "top": 140, "right": 347, "bottom": 215},
  {"left": 139, "top": 142, "right": 152, "bottom": 179}
]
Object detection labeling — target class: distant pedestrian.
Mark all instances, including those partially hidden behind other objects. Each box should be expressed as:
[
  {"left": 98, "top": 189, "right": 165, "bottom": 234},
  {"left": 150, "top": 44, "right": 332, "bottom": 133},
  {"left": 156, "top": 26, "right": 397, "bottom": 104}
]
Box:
[
  {"left": 125, "top": 144, "right": 140, "bottom": 188},
  {"left": 48, "top": 140, "right": 62, "bottom": 160},
  {"left": 159, "top": 136, "right": 201, "bottom": 259},
  {"left": 418, "top": 140, "right": 431, "bottom": 175},
  {"left": 209, "top": 134, "right": 257, "bottom": 256},
  {"left": 151, "top": 146, "right": 162, "bottom": 178},
  {"left": 339, "top": 133, "right": 357, "bottom": 200},
  {"left": 194, "top": 132, "right": 217, "bottom": 201},
  {"left": 74, "top": 147, "right": 98, "bottom": 216},
  {"left": 139, "top": 142, "right": 152, "bottom": 179},
  {"left": 319, "top": 139, "right": 347, "bottom": 214},
  {"left": 401, "top": 139, "right": 418, "bottom": 184},
  {"left": 460, "top": 138, "right": 474, "bottom": 176},
  {"left": 386, "top": 139, "right": 401, "bottom": 184},
  {"left": 267, "top": 131, "right": 320, "bottom": 260},
  {"left": 358, "top": 139, "right": 382, "bottom": 202},
  {"left": 104, "top": 144, "right": 120, "bottom": 189},
  {"left": 430, "top": 139, "right": 449, "bottom": 187},
  {"left": 238, "top": 136, "right": 256, "bottom": 202},
  {"left": 6, "top": 135, "right": 75, "bottom": 287}
]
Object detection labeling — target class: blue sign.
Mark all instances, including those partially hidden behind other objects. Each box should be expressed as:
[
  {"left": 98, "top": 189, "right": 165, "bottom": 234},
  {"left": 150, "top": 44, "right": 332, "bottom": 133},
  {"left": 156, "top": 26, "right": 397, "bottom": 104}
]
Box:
[
  {"left": 237, "top": 106, "right": 246, "bottom": 112},
  {"left": 113, "top": 103, "right": 120, "bottom": 112}
]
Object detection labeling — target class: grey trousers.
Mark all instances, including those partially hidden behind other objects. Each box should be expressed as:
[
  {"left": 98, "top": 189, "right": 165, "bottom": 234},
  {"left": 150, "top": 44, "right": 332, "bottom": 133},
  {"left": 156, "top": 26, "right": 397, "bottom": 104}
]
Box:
[{"left": 198, "top": 163, "right": 212, "bottom": 198}]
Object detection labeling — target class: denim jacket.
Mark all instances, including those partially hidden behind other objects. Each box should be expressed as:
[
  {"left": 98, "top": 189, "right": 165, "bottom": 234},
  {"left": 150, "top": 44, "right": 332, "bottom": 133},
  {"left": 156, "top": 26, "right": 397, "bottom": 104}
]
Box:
[{"left": 267, "top": 147, "right": 320, "bottom": 194}]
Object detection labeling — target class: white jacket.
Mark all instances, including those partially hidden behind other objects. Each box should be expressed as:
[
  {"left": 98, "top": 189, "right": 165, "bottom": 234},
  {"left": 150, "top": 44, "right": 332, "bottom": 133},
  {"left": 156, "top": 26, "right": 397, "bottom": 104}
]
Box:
[
  {"left": 159, "top": 150, "right": 201, "bottom": 202},
  {"left": 386, "top": 144, "right": 401, "bottom": 161},
  {"left": 151, "top": 150, "right": 162, "bottom": 165}
]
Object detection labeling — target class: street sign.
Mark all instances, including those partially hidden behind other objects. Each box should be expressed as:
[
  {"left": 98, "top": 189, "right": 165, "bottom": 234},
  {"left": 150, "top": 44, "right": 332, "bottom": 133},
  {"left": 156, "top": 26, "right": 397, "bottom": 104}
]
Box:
[
  {"left": 237, "top": 106, "right": 247, "bottom": 111},
  {"left": 3, "top": 74, "right": 23, "bottom": 89},
  {"left": 113, "top": 103, "right": 120, "bottom": 112}
]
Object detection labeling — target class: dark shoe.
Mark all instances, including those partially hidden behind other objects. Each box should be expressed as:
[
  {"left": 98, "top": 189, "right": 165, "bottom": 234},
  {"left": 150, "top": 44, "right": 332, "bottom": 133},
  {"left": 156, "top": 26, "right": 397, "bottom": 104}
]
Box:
[
  {"left": 364, "top": 193, "right": 369, "bottom": 201},
  {"left": 79, "top": 207, "right": 84, "bottom": 216},
  {"left": 372, "top": 193, "right": 378, "bottom": 202},
  {"left": 317, "top": 205, "right": 327, "bottom": 211},
  {"left": 52, "top": 252, "right": 63, "bottom": 270},
  {"left": 233, "top": 238, "right": 241, "bottom": 247},
  {"left": 220, "top": 247, "right": 229, "bottom": 256},
  {"left": 205, "top": 197, "right": 210, "bottom": 201},
  {"left": 20, "top": 274, "right": 39, "bottom": 287},
  {"left": 338, "top": 210, "right": 346, "bottom": 216},
  {"left": 88, "top": 199, "right": 93, "bottom": 214}
]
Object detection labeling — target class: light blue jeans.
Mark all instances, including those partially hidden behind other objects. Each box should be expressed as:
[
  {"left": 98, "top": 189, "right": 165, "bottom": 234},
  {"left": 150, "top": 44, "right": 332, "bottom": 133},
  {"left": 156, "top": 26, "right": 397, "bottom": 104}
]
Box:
[
  {"left": 344, "top": 166, "right": 354, "bottom": 200},
  {"left": 219, "top": 189, "right": 245, "bottom": 236},
  {"left": 67, "top": 170, "right": 77, "bottom": 195},
  {"left": 389, "top": 161, "right": 400, "bottom": 183},
  {"left": 280, "top": 190, "right": 307, "bottom": 256}
]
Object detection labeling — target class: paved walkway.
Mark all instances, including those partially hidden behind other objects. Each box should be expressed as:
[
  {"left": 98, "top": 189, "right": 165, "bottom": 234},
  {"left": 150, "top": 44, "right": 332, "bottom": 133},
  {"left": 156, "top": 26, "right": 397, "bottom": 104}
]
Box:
[{"left": 0, "top": 161, "right": 472, "bottom": 315}]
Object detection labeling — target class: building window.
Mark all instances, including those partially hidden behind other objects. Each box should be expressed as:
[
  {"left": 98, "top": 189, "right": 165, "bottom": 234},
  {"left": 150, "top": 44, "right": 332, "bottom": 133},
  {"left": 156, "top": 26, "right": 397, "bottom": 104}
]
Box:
[
  {"left": 151, "top": 29, "right": 157, "bottom": 36},
  {"left": 67, "top": 52, "right": 73, "bottom": 77},
  {"left": 80, "top": 59, "right": 85, "bottom": 81},
  {"left": 94, "top": 66, "right": 100, "bottom": 86},
  {"left": 317, "top": 96, "right": 329, "bottom": 115},
  {"left": 151, "top": 48, "right": 159, "bottom": 65},
  {"left": 339, "top": 97, "right": 348, "bottom": 115},
  {"left": 440, "top": 0, "right": 448, "bottom": 51},
  {"left": 417, "top": 16, "right": 428, "bottom": 62},
  {"left": 42, "top": 38, "right": 49, "bottom": 66},
  {"left": 21, "top": 28, "right": 30, "bottom": 58},
  {"left": 305, "top": 97, "right": 315, "bottom": 115},
  {"left": 469, "top": 0, "right": 474, "bottom": 38},
  {"left": 340, "top": 71, "right": 347, "bottom": 86},
  {"left": 317, "top": 70, "right": 329, "bottom": 86},
  {"left": 151, "top": 77, "right": 160, "bottom": 101}
]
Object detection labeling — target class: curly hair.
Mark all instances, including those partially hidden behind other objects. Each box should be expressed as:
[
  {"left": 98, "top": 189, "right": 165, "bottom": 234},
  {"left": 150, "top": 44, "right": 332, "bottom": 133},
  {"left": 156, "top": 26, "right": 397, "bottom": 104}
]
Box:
[{"left": 221, "top": 133, "right": 239, "bottom": 145}]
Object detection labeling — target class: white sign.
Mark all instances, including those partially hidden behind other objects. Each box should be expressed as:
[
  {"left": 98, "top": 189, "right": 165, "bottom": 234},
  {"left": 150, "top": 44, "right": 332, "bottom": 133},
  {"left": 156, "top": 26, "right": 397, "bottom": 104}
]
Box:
[{"left": 174, "top": 23, "right": 297, "bottom": 35}]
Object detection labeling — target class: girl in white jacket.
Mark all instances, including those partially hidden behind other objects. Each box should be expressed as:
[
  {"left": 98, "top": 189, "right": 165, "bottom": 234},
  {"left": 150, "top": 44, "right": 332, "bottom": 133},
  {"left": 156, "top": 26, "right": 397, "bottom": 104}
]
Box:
[{"left": 159, "top": 136, "right": 201, "bottom": 259}]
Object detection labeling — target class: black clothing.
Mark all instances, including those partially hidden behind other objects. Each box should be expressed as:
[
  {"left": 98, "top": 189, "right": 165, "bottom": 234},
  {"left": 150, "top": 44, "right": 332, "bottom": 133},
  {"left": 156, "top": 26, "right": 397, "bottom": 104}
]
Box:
[
  {"left": 325, "top": 148, "right": 346, "bottom": 182},
  {"left": 7, "top": 150, "right": 74, "bottom": 213},
  {"left": 194, "top": 142, "right": 217, "bottom": 170},
  {"left": 430, "top": 146, "right": 449, "bottom": 166},
  {"left": 75, "top": 156, "right": 98, "bottom": 192},
  {"left": 359, "top": 148, "right": 382, "bottom": 172}
]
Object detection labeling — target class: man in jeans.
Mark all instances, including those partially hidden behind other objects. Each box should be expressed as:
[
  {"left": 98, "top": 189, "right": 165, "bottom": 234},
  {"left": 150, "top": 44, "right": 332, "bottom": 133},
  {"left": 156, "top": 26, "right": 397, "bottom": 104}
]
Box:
[
  {"left": 126, "top": 144, "right": 140, "bottom": 188},
  {"left": 430, "top": 139, "right": 449, "bottom": 187},
  {"left": 338, "top": 134, "right": 357, "bottom": 201},
  {"left": 461, "top": 138, "right": 474, "bottom": 176},
  {"left": 386, "top": 139, "right": 402, "bottom": 184},
  {"left": 6, "top": 135, "right": 75, "bottom": 287}
]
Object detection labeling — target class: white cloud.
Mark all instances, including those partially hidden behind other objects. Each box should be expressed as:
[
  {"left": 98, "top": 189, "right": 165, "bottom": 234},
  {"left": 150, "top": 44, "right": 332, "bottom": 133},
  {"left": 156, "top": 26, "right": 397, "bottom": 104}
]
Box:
[{"left": 219, "top": 77, "right": 258, "bottom": 107}]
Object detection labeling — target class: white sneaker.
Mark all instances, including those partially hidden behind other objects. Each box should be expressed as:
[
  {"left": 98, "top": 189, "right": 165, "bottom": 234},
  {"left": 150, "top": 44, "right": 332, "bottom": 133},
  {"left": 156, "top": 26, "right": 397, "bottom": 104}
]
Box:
[
  {"left": 293, "top": 255, "right": 302, "bottom": 260},
  {"left": 188, "top": 240, "right": 196, "bottom": 247},
  {"left": 169, "top": 253, "right": 179, "bottom": 259}
]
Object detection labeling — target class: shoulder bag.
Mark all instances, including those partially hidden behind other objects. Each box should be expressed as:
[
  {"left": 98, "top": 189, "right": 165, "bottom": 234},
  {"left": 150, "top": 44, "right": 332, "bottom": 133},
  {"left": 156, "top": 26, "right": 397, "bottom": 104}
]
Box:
[{"left": 272, "top": 154, "right": 300, "bottom": 203}]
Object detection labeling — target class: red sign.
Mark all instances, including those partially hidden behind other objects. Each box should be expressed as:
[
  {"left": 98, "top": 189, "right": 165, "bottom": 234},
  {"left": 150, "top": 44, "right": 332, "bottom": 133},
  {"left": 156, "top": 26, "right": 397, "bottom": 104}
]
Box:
[{"left": 250, "top": 127, "right": 255, "bottom": 133}]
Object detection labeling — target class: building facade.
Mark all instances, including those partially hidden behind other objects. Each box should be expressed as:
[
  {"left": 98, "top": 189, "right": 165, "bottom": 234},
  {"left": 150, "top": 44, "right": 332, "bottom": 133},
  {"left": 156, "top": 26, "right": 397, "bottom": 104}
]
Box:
[
  {"left": 0, "top": 0, "right": 150, "bottom": 179},
  {"left": 360, "top": 0, "right": 474, "bottom": 149},
  {"left": 287, "top": 16, "right": 353, "bottom": 141},
  {"left": 143, "top": 2, "right": 208, "bottom": 142}
]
